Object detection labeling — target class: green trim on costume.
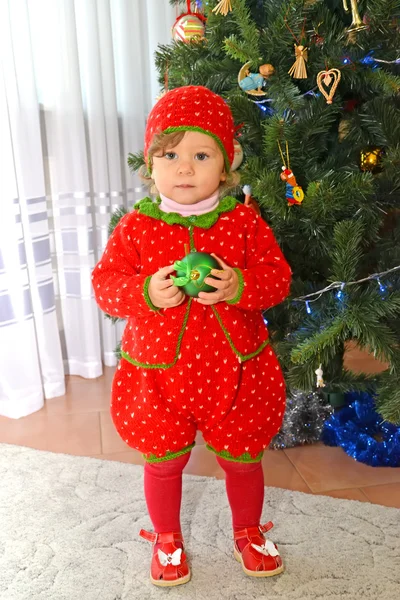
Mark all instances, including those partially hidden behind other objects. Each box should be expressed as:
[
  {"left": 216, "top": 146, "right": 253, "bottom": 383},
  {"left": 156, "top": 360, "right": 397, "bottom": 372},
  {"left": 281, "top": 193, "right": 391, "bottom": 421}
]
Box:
[
  {"left": 121, "top": 298, "right": 193, "bottom": 369},
  {"left": 144, "top": 442, "right": 195, "bottom": 463},
  {"left": 226, "top": 268, "right": 244, "bottom": 305},
  {"left": 188, "top": 226, "right": 196, "bottom": 251},
  {"left": 163, "top": 126, "right": 231, "bottom": 173},
  {"left": 143, "top": 275, "right": 160, "bottom": 312},
  {"left": 134, "top": 196, "right": 237, "bottom": 229},
  {"left": 206, "top": 444, "right": 264, "bottom": 463},
  {"left": 211, "top": 306, "right": 270, "bottom": 362}
]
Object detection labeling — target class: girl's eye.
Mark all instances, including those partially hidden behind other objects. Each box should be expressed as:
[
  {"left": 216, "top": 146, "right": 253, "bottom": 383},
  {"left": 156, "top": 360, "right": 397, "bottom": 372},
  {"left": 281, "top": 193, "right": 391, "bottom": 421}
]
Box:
[
  {"left": 164, "top": 152, "right": 177, "bottom": 160},
  {"left": 195, "top": 152, "right": 208, "bottom": 161}
]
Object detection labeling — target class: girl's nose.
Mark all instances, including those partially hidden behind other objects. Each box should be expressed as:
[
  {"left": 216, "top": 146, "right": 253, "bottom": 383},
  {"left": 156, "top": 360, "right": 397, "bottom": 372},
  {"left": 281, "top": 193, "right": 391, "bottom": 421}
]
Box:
[{"left": 177, "top": 159, "right": 194, "bottom": 175}]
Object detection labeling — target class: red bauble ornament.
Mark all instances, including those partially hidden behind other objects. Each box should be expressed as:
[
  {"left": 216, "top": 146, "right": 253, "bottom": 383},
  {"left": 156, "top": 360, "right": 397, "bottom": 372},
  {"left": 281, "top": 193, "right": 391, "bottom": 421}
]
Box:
[{"left": 172, "top": 1, "right": 206, "bottom": 43}]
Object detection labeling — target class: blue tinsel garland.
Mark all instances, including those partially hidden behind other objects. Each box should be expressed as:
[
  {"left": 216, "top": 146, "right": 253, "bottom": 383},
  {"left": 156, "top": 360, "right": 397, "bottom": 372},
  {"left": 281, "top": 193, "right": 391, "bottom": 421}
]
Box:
[{"left": 321, "top": 391, "right": 400, "bottom": 467}]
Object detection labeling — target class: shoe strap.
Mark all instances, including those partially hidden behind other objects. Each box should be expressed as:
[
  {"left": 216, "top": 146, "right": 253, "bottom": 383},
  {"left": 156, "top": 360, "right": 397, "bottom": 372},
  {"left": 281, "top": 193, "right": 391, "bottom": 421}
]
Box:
[
  {"left": 139, "top": 529, "right": 157, "bottom": 543},
  {"left": 234, "top": 521, "right": 274, "bottom": 541},
  {"left": 259, "top": 521, "right": 274, "bottom": 534},
  {"left": 139, "top": 529, "right": 184, "bottom": 544}
]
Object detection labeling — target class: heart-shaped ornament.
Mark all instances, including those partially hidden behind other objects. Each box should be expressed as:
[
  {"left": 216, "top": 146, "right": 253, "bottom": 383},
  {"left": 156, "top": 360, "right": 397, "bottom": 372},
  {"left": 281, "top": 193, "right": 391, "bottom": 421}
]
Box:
[{"left": 316, "top": 68, "right": 341, "bottom": 104}]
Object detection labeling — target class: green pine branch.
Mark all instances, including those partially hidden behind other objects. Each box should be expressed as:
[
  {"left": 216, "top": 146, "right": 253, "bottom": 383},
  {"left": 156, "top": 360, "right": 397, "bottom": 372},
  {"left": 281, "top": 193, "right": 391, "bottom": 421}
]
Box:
[
  {"left": 330, "top": 220, "right": 365, "bottom": 282},
  {"left": 128, "top": 151, "right": 145, "bottom": 173},
  {"left": 223, "top": 35, "right": 256, "bottom": 64},
  {"left": 226, "top": 0, "right": 261, "bottom": 62},
  {"left": 365, "top": 70, "right": 400, "bottom": 98},
  {"left": 290, "top": 315, "right": 348, "bottom": 365},
  {"left": 108, "top": 207, "right": 128, "bottom": 237},
  {"left": 346, "top": 308, "right": 398, "bottom": 366}
]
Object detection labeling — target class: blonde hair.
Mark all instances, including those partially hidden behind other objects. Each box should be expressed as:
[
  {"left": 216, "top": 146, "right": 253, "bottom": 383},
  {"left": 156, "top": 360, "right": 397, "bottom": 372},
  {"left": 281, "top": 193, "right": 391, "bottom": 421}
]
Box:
[{"left": 139, "top": 131, "right": 240, "bottom": 197}]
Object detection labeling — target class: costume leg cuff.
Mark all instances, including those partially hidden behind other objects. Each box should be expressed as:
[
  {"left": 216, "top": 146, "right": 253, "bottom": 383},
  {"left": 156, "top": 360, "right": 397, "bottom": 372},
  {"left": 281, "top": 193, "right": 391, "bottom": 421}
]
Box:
[
  {"left": 206, "top": 444, "right": 263, "bottom": 463},
  {"left": 144, "top": 443, "right": 195, "bottom": 463}
]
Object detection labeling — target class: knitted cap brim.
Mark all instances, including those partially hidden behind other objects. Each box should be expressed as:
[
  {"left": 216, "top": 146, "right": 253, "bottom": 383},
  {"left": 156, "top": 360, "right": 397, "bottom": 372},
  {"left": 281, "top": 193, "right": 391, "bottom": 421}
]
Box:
[{"left": 147, "top": 126, "right": 231, "bottom": 175}]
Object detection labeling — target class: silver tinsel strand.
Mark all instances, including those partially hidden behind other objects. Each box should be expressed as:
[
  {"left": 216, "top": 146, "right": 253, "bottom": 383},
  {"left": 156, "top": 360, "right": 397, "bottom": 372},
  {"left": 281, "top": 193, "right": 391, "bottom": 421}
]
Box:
[{"left": 270, "top": 390, "right": 333, "bottom": 450}]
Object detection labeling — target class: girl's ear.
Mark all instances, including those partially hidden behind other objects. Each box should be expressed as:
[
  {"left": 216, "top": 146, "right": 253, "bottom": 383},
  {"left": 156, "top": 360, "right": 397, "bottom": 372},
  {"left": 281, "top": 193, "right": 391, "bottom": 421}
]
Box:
[{"left": 220, "top": 170, "right": 227, "bottom": 182}]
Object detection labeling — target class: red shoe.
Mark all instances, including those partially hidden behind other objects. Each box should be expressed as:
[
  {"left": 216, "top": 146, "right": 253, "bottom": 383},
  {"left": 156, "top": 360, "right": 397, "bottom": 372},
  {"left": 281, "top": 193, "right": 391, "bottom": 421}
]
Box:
[
  {"left": 233, "top": 521, "right": 284, "bottom": 577},
  {"left": 139, "top": 529, "right": 191, "bottom": 587}
]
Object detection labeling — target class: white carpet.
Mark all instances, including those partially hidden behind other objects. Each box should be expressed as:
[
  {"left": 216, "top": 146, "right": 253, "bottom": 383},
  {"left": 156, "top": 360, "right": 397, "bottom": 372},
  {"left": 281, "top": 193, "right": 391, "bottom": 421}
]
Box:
[{"left": 0, "top": 444, "right": 399, "bottom": 600}]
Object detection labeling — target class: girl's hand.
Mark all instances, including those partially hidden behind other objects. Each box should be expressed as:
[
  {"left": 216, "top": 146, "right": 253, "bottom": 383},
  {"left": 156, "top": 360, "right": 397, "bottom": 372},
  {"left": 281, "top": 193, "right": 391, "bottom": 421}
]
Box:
[
  {"left": 148, "top": 265, "right": 185, "bottom": 309},
  {"left": 196, "top": 254, "right": 239, "bottom": 305}
]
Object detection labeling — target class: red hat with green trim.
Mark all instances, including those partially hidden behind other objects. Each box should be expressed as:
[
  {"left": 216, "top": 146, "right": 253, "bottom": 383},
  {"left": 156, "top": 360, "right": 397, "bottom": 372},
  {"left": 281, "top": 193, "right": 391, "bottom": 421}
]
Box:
[{"left": 144, "top": 85, "right": 235, "bottom": 173}]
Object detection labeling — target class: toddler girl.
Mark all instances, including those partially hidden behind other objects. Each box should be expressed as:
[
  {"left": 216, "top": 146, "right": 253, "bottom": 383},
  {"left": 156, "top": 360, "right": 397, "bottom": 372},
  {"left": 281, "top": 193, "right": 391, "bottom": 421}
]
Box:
[{"left": 92, "top": 85, "right": 292, "bottom": 587}]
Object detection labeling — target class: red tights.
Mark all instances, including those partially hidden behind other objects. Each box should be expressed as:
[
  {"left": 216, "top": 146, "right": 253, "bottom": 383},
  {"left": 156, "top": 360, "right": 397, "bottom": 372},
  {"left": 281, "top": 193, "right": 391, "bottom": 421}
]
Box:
[{"left": 144, "top": 453, "right": 264, "bottom": 549}]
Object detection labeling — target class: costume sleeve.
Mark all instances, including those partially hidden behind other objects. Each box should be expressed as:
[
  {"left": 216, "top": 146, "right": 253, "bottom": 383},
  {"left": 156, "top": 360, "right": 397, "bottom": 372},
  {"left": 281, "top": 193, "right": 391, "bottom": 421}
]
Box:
[
  {"left": 91, "top": 212, "right": 159, "bottom": 319},
  {"left": 227, "top": 213, "right": 292, "bottom": 311}
]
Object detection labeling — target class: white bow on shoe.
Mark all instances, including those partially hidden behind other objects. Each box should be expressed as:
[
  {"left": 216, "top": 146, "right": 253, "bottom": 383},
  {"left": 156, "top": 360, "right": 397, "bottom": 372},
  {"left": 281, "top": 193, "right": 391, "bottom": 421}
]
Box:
[
  {"left": 157, "top": 548, "right": 182, "bottom": 567},
  {"left": 251, "top": 539, "right": 280, "bottom": 557}
]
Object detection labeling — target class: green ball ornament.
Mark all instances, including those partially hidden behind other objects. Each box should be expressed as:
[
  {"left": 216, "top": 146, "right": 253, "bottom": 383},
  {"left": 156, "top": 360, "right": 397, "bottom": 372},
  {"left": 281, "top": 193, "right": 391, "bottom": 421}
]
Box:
[{"left": 171, "top": 252, "right": 219, "bottom": 298}]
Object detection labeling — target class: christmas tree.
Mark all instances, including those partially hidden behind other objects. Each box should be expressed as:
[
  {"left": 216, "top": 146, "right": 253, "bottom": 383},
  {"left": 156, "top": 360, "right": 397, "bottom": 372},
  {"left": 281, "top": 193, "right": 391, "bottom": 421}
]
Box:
[{"left": 127, "top": 0, "right": 400, "bottom": 426}]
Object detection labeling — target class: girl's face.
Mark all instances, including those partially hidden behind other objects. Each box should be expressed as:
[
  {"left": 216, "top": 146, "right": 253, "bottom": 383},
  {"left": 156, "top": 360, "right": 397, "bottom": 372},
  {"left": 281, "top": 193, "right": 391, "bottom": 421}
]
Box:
[{"left": 151, "top": 131, "right": 227, "bottom": 204}]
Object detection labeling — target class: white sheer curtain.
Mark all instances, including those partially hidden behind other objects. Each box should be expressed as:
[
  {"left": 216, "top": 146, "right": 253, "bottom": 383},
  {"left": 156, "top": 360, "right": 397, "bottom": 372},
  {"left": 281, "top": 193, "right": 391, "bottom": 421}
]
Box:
[{"left": 0, "top": 0, "right": 176, "bottom": 418}]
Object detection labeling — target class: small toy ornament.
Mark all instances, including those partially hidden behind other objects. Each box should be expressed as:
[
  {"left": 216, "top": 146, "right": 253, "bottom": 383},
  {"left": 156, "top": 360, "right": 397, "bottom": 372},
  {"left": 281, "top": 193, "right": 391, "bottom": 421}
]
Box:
[
  {"left": 316, "top": 69, "right": 341, "bottom": 105},
  {"left": 238, "top": 62, "right": 275, "bottom": 96},
  {"left": 231, "top": 139, "right": 244, "bottom": 171},
  {"left": 172, "top": 1, "right": 206, "bottom": 43},
  {"left": 288, "top": 44, "right": 308, "bottom": 79},
  {"left": 360, "top": 146, "right": 384, "bottom": 173},
  {"left": 315, "top": 364, "right": 326, "bottom": 388},
  {"left": 171, "top": 252, "right": 219, "bottom": 297},
  {"left": 243, "top": 185, "right": 261, "bottom": 216},
  {"left": 277, "top": 141, "right": 304, "bottom": 206}
]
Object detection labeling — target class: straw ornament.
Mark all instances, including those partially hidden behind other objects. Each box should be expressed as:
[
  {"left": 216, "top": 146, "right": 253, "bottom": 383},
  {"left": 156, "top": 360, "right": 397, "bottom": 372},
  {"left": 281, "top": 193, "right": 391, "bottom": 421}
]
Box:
[
  {"left": 212, "top": 0, "right": 233, "bottom": 16},
  {"left": 316, "top": 69, "right": 341, "bottom": 104}
]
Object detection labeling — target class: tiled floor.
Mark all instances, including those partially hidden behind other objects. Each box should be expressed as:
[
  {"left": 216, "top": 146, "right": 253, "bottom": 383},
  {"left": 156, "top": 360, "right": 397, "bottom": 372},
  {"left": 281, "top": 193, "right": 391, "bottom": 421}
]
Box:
[{"left": 1, "top": 344, "right": 399, "bottom": 509}]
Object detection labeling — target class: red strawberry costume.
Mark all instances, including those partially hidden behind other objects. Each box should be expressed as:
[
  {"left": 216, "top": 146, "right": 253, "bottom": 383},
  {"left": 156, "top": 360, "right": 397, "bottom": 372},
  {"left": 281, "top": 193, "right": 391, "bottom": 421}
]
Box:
[{"left": 92, "top": 196, "right": 291, "bottom": 462}]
